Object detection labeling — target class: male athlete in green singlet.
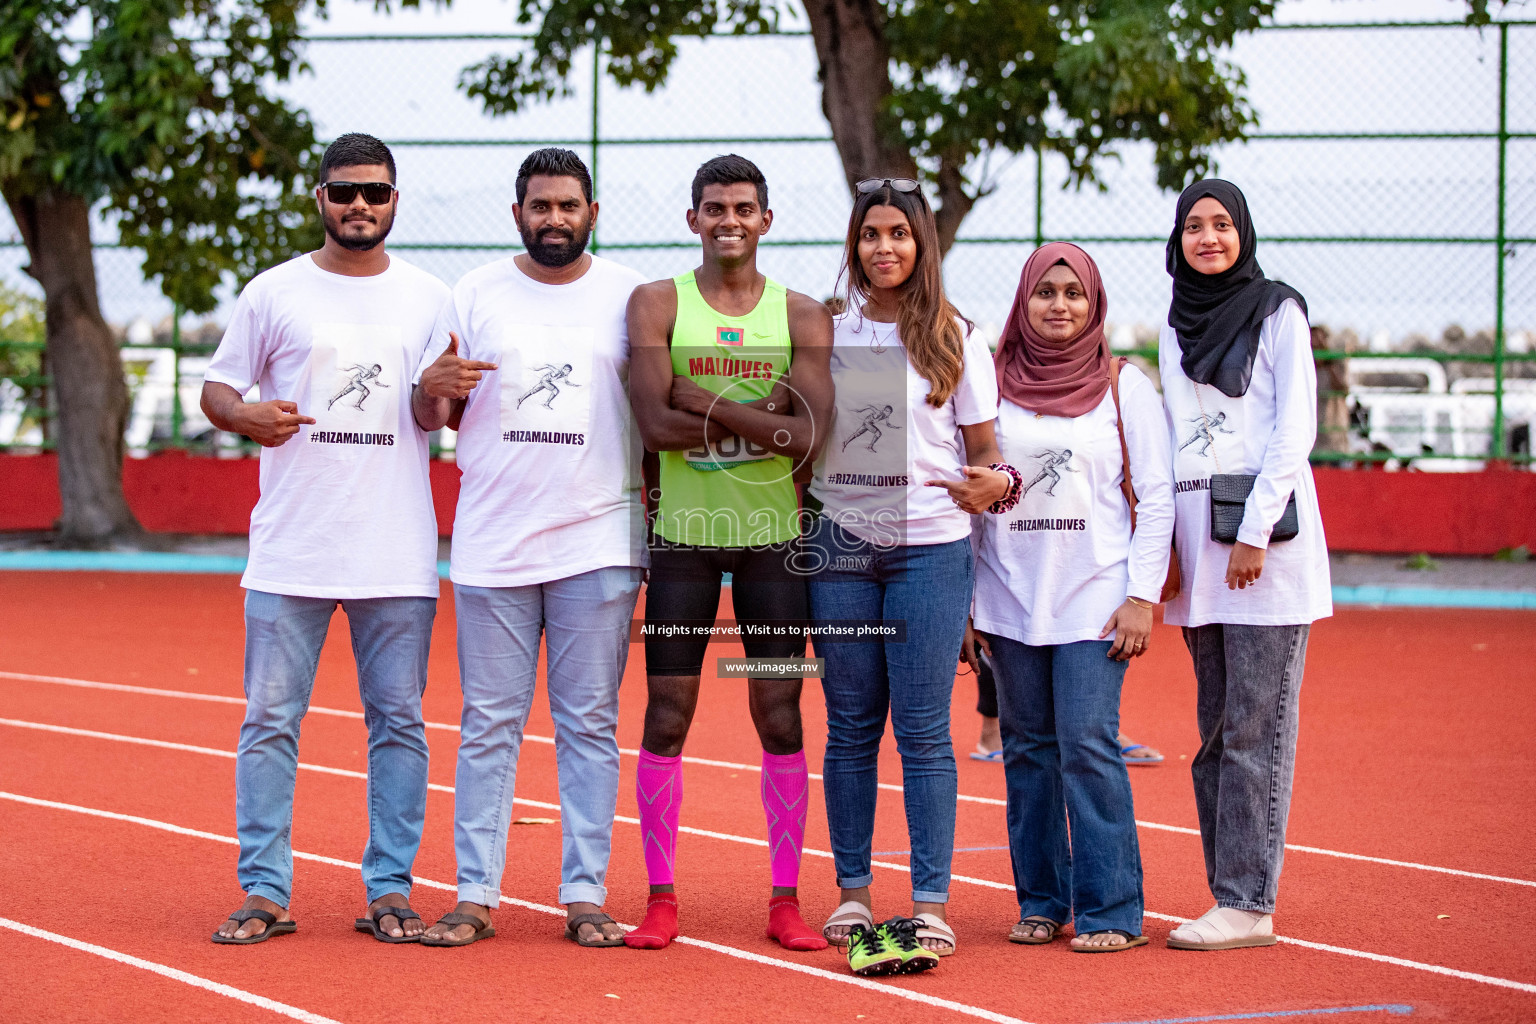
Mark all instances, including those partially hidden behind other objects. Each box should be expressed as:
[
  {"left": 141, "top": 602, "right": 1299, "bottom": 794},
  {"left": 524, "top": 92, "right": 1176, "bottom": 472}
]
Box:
[{"left": 623, "top": 155, "right": 834, "bottom": 951}]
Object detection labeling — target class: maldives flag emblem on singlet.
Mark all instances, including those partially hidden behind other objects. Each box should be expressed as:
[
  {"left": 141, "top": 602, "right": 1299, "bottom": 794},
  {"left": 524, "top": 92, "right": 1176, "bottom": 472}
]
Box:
[{"left": 716, "top": 326, "right": 744, "bottom": 346}]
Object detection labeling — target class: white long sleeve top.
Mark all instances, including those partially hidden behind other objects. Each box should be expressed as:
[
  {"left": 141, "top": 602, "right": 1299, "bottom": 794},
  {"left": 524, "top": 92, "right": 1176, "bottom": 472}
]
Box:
[
  {"left": 1158, "top": 298, "right": 1333, "bottom": 628},
  {"left": 974, "top": 363, "right": 1176, "bottom": 646}
]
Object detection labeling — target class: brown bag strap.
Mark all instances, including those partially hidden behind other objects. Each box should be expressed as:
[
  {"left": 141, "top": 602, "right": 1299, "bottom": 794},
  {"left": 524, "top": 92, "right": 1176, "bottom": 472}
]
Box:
[{"left": 1107, "top": 356, "right": 1138, "bottom": 531}]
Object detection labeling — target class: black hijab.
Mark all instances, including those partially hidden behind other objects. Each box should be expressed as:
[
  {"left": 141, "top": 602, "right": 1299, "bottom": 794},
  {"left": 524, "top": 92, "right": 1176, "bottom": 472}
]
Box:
[{"left": 1166, "top": 179, "right": 1307, "bottom": 398}]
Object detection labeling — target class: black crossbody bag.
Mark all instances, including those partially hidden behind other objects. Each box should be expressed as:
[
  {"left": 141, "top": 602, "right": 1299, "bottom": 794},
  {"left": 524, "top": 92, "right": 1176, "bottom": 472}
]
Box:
[{"left": 1194, "top": 383, "right": 1299, "bottom": 545}]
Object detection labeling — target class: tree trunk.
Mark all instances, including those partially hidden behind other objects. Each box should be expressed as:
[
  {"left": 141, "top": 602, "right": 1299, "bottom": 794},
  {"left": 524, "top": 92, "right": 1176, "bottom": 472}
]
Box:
[
  {"left": 932, "top": 154, "right": 977, "bottom": 256},
  {"left": 802, "top": 2, "right": 917, "bottom": 184},
  {"left": 803, "top": 0, "right": 972, "bottom": 254},
  {"left": 5, "top": 186, "right": 142, "bottom": 545}
]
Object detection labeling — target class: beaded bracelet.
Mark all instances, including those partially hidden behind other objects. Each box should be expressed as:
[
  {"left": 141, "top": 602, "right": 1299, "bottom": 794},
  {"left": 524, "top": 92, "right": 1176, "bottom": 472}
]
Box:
[{"left": 986, "top": 462, "right": 1023, "bottom": 515}]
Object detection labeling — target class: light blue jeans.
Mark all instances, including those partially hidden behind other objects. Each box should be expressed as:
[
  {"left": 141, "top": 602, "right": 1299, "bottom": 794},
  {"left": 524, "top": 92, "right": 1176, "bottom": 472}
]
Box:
[
  {"left": 452, "top": 566, "right": 642, "bottom": 908},
  {"left": 236, "top": 590, "right": 436, "bottom": 907},
  {"left": 806, "top": 519, "right": 973, "bottom": 904}
]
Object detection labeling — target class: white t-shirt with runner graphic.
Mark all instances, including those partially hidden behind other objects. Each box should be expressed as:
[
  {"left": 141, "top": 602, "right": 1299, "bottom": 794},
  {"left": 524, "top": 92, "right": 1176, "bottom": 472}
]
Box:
[
  {"left": 973, "top": 364, "right": 1176, "bottom": 646},
  {"left": 204, "top": 253, "right": 447, "bottom": 599},
  {"left": 810, "top": 314, "right": 999, "bottom": 546},
  {"left": 1159, "top": 299, "right": 1332, "bottom": 628},
  {"left": 417, "top": 254, "right": 648, "bottom": 587}
]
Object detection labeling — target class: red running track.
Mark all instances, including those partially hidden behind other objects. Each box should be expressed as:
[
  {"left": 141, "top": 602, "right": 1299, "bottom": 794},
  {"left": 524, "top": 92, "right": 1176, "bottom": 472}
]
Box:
[{"left": 1, "top": 571, "right": 1534, "bottom": 1024}]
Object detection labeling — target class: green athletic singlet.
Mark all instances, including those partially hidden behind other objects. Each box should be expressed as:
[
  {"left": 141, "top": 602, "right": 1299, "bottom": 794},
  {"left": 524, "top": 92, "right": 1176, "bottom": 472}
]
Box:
[{"left": 654, "top": 270, "right": 800, "bottom": 547}]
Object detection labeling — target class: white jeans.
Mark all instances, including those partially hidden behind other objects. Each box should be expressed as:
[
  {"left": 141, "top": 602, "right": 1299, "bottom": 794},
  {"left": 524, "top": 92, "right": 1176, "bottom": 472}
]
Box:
[{"left": 450, "top": 566, "right": 642, "bottom": 907}]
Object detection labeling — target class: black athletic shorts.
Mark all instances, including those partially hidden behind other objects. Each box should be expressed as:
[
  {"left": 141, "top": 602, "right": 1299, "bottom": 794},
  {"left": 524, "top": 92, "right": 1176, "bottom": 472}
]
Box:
[{"left": 644, "top": 537, "right": 809, "bottom": 678}]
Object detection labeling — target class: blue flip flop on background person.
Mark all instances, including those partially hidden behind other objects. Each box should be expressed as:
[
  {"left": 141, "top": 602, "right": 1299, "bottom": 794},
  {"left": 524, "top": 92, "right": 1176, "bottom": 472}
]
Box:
[{"left": 1120, "top": 740, "right": 1165, "bottom": 765}]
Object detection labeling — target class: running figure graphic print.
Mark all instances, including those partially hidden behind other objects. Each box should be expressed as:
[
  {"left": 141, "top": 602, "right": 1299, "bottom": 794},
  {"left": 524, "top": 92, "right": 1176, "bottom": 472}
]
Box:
[
  {"left": 328, "top": 363, "right": 389, "bottom": 411},
  {"left": 517, "top": 362, "right": 581, "bottom": 409},
  {"left": 307, "top": 325, "right": 405, "bottom": 452},
  {"left": 1180, "top": 411, "right": 1236, "bottom": 457},
  {"left": 497, "top": 325, "right": 596, "bottom": 438},
  {"left": 841, "top": 403, "right": 901, "bottom": 453},
  {"left": 1020, "top": 448, "right": 1077, "bottom": 499}
]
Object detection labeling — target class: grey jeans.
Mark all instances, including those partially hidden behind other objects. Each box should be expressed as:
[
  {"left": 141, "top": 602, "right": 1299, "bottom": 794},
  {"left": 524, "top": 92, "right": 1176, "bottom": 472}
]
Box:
[{"left": 1182, "top": 622, "right": 1310, "bottom": 914}]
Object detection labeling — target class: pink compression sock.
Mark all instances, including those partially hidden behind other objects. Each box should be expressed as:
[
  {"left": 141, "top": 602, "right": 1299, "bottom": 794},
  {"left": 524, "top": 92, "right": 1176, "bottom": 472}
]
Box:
[
  {"left": 636, "top": 750, "right": 682, "bottom": 886},
  {"left": 761, "top": 750, "right": 809, "bottom": 888}
]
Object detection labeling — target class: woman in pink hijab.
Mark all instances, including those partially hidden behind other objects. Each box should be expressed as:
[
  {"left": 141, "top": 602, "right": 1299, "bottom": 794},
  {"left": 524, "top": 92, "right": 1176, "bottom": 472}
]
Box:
[{"left": 970, "top": 243, "right": 1175, "bottom": 952}]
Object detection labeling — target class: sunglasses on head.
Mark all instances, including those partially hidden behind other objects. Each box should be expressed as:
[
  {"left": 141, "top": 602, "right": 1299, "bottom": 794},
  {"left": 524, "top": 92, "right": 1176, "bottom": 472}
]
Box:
[
  {"left": 320, "top": 181, "right": 397, "bottom": 206},
  {"left": 855, "top": 177, "right": 920, "bottom": 194}
]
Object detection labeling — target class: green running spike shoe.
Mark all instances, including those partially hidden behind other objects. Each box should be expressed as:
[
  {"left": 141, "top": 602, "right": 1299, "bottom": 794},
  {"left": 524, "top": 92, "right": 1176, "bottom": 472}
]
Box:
[
  {"left": 846, "top": 923, "right": 903, "bottom": 977},
  {"left": 882, "top": 916, "right": 940, "bottom": 974}
]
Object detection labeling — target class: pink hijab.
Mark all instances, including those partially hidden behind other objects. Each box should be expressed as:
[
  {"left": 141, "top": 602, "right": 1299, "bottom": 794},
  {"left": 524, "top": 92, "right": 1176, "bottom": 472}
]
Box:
[{"left": 994, "top": 242, "right": 1111, "bottom": 417}]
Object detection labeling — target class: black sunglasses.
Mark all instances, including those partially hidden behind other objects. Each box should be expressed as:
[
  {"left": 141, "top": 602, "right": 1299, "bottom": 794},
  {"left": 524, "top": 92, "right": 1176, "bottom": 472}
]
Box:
[
  {"left": 320, "top": 181, "right": 397, "bottom": 206},
  {"left": 855, "top": 177, "right": 920, "bottom": 194}
]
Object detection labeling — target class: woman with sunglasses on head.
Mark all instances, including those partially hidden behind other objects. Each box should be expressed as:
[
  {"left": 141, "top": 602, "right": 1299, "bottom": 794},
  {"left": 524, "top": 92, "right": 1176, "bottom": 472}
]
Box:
[
  {"left": 809, "top": 177, "right": 1016, "bottom": 974},
  {"left": 970, "top": 243, "right": 1173, "bottom": 953},
  {"left": 1159, "top": 180, "right": 1331, "bottom": 951}
]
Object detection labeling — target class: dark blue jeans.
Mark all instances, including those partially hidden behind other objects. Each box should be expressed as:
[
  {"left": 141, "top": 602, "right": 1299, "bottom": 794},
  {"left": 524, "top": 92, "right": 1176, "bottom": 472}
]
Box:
[
  {"left": 984, "top": 634, "right": 1145, "bottom": 936},
  {"left": 807, "top": 518, "right": 973, "bottom": 903}
]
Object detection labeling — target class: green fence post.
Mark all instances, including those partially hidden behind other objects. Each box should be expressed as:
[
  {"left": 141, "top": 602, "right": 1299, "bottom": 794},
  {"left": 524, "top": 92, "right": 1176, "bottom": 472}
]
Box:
[
  {"left": 591, "top": 36, "right": 601, "bottom": 254},
  {"left": 1493, "top": 21, "right": 1509, "bottom": 461},
  {"left": 170, "top": 302, "right": 183, "bottom": 447},
  {"left": 1033, "top": 145, "right": 1044, "bottom": 250}
]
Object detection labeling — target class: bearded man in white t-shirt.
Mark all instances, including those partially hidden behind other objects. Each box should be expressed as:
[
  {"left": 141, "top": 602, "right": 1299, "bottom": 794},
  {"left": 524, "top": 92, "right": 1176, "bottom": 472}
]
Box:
[
  {"left": 202, "top": 134, "right": 449, "bottom": 945},
  {"left": 411, "top": 148, "right": 647, "bottom": 948}
]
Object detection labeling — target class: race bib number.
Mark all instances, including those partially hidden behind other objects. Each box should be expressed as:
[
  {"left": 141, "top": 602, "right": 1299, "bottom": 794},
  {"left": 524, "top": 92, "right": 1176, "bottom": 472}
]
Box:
[{"left": 684, "top": 434, "right": 773, "bottom": 471}]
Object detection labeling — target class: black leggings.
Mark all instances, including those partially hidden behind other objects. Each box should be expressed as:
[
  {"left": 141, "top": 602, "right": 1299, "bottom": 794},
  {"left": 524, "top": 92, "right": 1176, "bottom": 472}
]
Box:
[{"left": 644, "top": 539, "right": 808, "bottom": 677}]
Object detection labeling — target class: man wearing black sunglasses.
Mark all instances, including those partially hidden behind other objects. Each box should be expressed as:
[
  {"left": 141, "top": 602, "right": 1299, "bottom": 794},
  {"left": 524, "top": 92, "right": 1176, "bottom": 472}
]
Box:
[{"left": 203, "top": 132, "right": 449, "bottom": 948}]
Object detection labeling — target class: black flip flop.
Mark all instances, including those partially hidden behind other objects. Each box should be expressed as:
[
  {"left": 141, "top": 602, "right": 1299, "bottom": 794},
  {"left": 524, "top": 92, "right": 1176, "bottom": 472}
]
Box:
[
  {"left": 1008, "top": 916, "right": 1061, "bottom": 945},
  {"left": 354, "top": 905, "right": 424, "bottom": 944},
  {"left": 211, "top": 908, "right": 297, "bottom": 945},
  {"left": 1071, "top": 929, "right": 1150, "bottom": 953},
  {"left": 564, "top": 912, "right": 625, "bottom": 947},
  {"left": 420, "top": 911, "right": 496, "bottom": 947}
]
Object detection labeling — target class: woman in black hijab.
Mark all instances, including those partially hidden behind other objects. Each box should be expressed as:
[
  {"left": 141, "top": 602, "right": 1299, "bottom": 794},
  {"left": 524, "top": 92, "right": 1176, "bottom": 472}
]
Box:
[{"left": 1157, "top": 180, "right": 1333, "bottom": 951}]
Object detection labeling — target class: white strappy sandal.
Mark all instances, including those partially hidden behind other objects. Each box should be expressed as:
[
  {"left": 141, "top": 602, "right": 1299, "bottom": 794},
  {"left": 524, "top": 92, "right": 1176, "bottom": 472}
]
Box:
[
  {"left": 913, "top": 912, "right": 957, "bottom": 957},
  {"left": 822, "top": 900, "right": 874, "bottom": 947},
  {"left": 1166, "top": 906, "right": 1276, "bottom": 950}
]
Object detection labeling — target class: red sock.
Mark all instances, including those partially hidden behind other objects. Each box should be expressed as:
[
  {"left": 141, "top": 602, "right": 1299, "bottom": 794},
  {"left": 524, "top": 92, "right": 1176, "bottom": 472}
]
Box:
[
  {"left": 623, "top": 893, "right": 679, "bottom": 950},
  {"left": 766, "top": 895, "right": 828, "bottom": 952}
]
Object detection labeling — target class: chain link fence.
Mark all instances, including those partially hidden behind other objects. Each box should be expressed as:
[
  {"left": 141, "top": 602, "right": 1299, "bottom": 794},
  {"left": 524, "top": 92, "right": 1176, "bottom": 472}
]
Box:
[{"left": 1, "top": 20, "right": 1532, "bottom": 464}]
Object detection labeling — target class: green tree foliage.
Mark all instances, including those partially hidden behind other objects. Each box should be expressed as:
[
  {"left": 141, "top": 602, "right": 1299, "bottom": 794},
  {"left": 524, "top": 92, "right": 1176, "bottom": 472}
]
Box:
[
  {"left": 408, "top": 0, "right": 1278, "bottom": 247},
  {"left": 0, "top": 0, "right": 325, "bottom": 541},
  {"left": 0, "top": 0, "right": 323, "bottom": 315}
]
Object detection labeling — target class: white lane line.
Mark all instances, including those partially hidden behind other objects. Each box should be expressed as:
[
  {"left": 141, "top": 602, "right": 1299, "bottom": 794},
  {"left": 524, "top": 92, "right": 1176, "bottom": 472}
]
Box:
[
  {"left": 0, "top": 791, "right": 1031, "bottom": 1024},
  {"left": 5, "top": 721, "right": 1536, "bottom": 997},
  {"left": 0, "top": 915, "right": 346, "bottom": 1024},
  {"left": 6, "top": 670, "right": 1536, "bottom": 891},
  {"left": 1146, "top": 909, "right": 1536, "bottom": 996}
]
